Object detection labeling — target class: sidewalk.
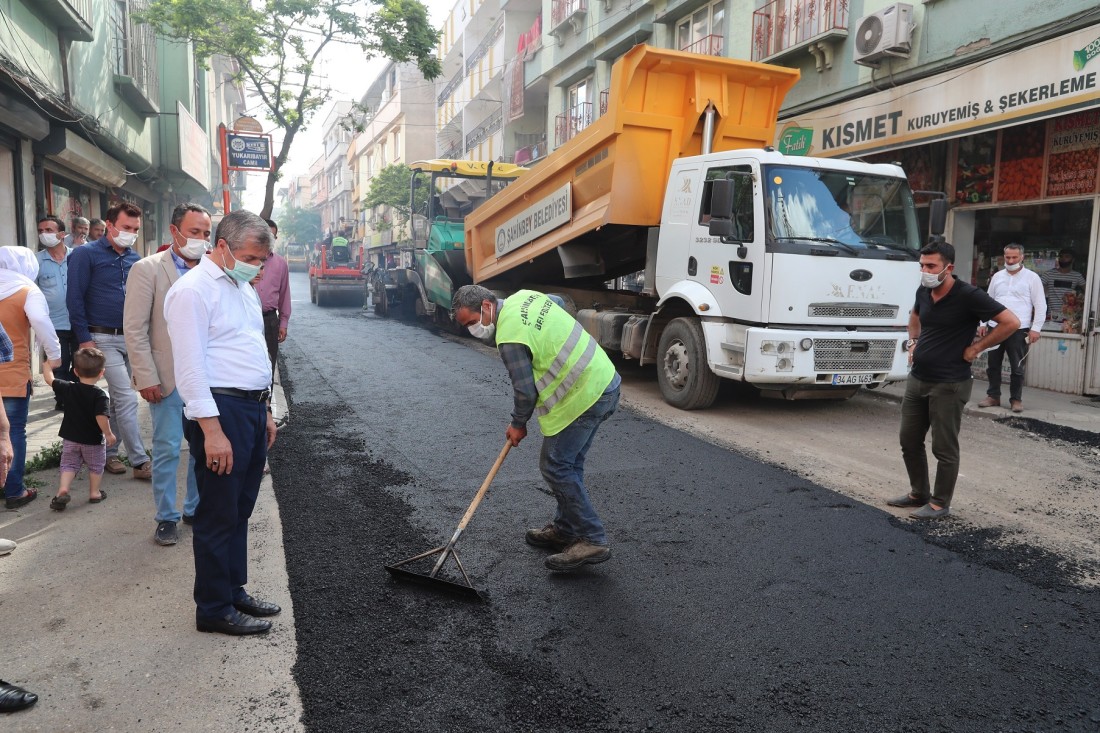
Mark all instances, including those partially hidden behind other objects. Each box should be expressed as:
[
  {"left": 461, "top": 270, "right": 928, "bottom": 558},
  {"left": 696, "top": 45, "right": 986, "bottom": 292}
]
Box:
[
  {"left": 0, "top": 370, "right": 302, "bottom": 732},
  {"left": 868, "top": 377, "right": 1100, "bottom": 435}
]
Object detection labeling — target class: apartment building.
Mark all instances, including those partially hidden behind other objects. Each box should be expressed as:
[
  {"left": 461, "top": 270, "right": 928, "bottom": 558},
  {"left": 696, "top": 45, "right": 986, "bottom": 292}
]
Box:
[
  {"left": 0, "top": 0, "right": 244, "bottom": 252},
  {"left": 347, "top": 61, "right": 437, "bottom": 264}
]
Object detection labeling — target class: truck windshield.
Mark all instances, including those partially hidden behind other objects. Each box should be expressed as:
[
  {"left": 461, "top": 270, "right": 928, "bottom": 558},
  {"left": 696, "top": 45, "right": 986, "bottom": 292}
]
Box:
[{"left": 765, "top": 165, "right": 920, "bottom": 258}]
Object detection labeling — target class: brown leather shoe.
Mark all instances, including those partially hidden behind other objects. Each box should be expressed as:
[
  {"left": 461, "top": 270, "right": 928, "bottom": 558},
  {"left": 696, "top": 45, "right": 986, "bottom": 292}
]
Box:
[
  {"left": 132, "top": 462, "right": 152, "bottom": 480},
  {"left": 977, "top": 396, "right": 1001, "bottom": 408},
  {"left": 545, "top": 540, "right": 611, "bottom": 572},
  {"left": 104, "top": 456, "right": 126, "bottom": 474},
  {"left": 1010, "top": 400, "right": 1023, "bottom": 413}
]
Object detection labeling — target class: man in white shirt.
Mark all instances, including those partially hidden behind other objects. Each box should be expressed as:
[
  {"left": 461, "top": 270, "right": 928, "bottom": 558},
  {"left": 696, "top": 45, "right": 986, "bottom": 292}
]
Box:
[
  {"left": 978, "top": 243, "right": 1046, "bottom": 413},
  {"left": 164, "top": 210, "right": 279, "bottom": 636}
]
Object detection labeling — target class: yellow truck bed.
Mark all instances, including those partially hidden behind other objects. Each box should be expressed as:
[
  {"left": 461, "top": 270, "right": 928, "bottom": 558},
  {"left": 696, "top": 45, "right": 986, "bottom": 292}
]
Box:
[{"left": 465, "top": 44, "right": 799, "bottom": 285}]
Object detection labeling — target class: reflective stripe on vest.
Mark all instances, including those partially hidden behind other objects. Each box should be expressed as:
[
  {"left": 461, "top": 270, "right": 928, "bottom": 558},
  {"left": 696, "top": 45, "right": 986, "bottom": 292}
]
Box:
[{"left": 535, "top": 335, "right": 598, "bottom": 416}]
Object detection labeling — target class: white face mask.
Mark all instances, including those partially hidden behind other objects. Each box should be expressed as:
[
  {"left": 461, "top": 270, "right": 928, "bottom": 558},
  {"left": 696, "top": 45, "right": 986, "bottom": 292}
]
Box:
[
  {"left": 920, "top": 268, "right": 948, "bottom": 289},
  {"left": 178, "top": 237, "right": 210, "bottom": 260},
  {"left": 113, "top": 230, "right": 138, "bottom": 248},
  {"left": 1005, "top": 262, "right": 1022, "bottom": 273},
  {"left": 38, "top": 233, "right": 60, "bottom": 247},
  {"left": 467, "top": 303, "right": 496, "bottom": 340}
]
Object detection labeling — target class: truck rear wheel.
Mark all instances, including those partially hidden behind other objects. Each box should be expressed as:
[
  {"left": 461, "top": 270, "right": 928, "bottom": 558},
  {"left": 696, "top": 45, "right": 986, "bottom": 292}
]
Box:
[{"left": 657, "top": 317, "right": 720, "bottom": 410}]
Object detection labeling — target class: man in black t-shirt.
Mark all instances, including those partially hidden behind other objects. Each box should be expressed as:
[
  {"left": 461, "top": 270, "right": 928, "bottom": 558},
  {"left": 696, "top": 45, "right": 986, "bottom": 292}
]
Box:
[{"left": 888, "top": 241, "right": 1020, "bottom": 519}]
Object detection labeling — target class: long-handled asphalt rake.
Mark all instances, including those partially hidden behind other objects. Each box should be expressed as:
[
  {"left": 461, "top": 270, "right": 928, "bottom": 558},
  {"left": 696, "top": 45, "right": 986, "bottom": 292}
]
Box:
[{"left": 385, "top": 440, "right": 511, "bottom": 601}]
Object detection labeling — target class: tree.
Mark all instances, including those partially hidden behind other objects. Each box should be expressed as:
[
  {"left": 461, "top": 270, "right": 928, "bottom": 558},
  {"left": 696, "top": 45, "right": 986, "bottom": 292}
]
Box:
[
  {"left": 140, "top": 0, "right": 441, "bottom": 219},
  {"left": 279, "top": 206, "right": 323, "bottom": 244},
  {"left": 362, "top": 163, "right": 428, "bottom": 230}
]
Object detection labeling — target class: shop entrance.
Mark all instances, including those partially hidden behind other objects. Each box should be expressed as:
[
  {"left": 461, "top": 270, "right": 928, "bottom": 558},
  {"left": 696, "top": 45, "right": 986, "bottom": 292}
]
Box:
[{"left": 953, "top": 198, "right": 1094, "bottom": 394}]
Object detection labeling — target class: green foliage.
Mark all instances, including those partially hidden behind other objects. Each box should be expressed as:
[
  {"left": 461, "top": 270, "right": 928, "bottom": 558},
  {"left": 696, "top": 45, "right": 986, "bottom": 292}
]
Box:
[
  {"left": 362, "top": 164, "right": 427, "bottom": 229},
  {"left": 279, "top": 206, "right": 323, "bottom": 244},
  {"left": 25, "top": 440, "right": 63, "bottom": 474},
  {"left": 137, "top": 0, "right": 440, "bottom": 217}
]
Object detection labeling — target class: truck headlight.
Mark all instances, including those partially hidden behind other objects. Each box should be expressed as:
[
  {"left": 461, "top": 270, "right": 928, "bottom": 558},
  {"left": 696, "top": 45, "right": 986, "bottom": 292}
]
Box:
[{"left": 777, "top": 357, "right": 793, "bottom": 372}]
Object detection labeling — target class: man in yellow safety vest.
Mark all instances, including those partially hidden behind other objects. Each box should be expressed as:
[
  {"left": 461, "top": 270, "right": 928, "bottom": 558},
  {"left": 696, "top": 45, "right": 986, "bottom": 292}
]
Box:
[{"left": 453, "top": 285, "right": 621, "bottom": 573}]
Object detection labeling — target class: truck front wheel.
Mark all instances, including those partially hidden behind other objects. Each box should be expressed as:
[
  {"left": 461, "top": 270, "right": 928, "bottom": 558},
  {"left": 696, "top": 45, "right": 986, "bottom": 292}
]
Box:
[{"left": 657, "top": 317, "right": 720, "bottom": 410}]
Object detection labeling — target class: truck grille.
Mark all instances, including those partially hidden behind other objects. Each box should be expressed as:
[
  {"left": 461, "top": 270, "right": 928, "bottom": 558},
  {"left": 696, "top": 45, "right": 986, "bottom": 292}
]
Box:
[
  {"left": 813, "top": 339, "right": 896, "bottom": 371},
  {"left": 808, "top": 303, "right": 899, "bottom": 319}
]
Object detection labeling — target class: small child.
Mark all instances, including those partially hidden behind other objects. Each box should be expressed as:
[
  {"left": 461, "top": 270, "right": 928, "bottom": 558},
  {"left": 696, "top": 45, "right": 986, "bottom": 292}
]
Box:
[{"left": 43, "top": 348, "right": 116, "bottom": 510}]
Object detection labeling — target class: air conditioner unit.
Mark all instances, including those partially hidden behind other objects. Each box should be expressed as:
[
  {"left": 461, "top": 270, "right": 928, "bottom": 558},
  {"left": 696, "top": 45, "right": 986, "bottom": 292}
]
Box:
[{"left": 853, "top": 3, "right": 915, "bottom": 67}]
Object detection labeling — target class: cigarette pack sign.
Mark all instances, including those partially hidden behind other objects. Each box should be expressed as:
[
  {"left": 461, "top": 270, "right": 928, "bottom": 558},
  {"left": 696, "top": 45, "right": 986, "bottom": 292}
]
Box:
[{"left": 225, "top": 133, "right": 272, "bottom": 171}]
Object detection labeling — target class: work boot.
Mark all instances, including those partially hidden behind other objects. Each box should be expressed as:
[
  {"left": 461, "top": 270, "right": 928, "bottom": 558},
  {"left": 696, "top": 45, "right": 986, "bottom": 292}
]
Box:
[
  {"left": 132, "top": 462, "right": 152, "bottom": 481},
  {"left": 545, "top": 540, "right": 611, "bottom": 572},
  {"left": 1010, "top": 400, "right": 1023, "bottom": 413},
  {"left": 105, "top": 456, "right": 126, "bottom": 474},
  {"left": 525, "top": 523, "right": 572, "bottom": 551},
  {"left": 977, "top": 396, "right": 1001, "bottom": 408}
]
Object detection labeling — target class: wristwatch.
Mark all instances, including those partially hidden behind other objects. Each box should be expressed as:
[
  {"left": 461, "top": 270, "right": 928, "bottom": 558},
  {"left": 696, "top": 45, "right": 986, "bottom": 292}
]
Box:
[{"left": 906, "top": 338, "right": 918, "bottom": 349}]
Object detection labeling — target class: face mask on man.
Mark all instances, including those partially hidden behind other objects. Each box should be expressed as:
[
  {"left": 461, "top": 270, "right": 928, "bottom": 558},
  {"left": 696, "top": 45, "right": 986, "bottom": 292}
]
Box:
[
  {"left": 920, "top": 267, "right": 948, "bottom": 289},
  {"left": 178, "top": 237, "right": 210, "bottom": 260},
  {"left": 220, "top": 246, "right": 262, "bottom": 283},
  {"left": 1005, "top": 262, "right": 1022, "bottom": 273},
  {"left": 113, "top": 229, "right": 138, "bottom": 248},
  {"left": 467, "top": 302, "right": 496, "bottom": 340},
  {"left": 38, "top": 233, "right": 60, "bottom": 247}
]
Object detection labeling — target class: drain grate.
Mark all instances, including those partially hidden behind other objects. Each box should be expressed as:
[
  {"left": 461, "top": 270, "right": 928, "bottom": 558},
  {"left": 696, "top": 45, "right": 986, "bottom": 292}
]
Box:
[{"left": 1071, "top": 398, "right": 1100, "bottom": 409}]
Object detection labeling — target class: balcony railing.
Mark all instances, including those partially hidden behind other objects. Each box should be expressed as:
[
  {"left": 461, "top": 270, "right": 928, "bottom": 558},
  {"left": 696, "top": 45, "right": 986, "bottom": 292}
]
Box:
[
  {"left": 465, "top": 19, "right": 504, "bottom": 73},
  {"left": 554, "top": 102, "right": 593, "bottom": 148},
  {"left": 751, "top": 0, "right": 849, "bottom": 62},
  {"left": 438, "top": 69, "right": 463, "bottom": 106},
  {"left": 38, "top": 0, "right": 93, "bottom": 41},
  {"left": 599, "top": 89, "right": 609, "bottom": 116},
  {"left": 513, "top": 133, "right": 547, "bottom": 166},
  {"left": 551, "top": 0, "right": 588, "bottom": 33},
  {"left": 466, "top": 108, "right": 503, "bottom": 151},
  {"left": 111, "top": 0, "right": 159, "bottom": 115},
  {"left": 682, "top": 34, "right": 724, "bottom": 57}
]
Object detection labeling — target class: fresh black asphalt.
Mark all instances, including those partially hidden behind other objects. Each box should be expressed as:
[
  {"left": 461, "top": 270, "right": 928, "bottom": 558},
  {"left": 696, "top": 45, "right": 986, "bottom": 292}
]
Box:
[{"left": 269, "top": 279, "right": 1100, "bottom": 732}]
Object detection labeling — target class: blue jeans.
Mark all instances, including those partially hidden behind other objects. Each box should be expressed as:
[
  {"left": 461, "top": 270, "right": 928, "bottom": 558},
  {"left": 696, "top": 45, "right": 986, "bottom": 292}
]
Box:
[
  {"left": 2, "top": 388, "right": 29, "bottom": 499},
  {"left": 91, "top": 332, "right": 147, "bottom": 465},
  {"left": 538, "top": 386, "right": 619, "bottom": 545},
  {"left": 149, "top": 388, "right": 199, "bottom": 523}
]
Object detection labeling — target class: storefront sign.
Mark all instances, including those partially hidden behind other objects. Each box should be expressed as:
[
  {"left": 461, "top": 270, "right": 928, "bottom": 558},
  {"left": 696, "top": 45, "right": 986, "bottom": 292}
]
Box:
[
  {"left": 777, "top": 23, "right": 1100, "bottom": 157},
  {"left": 1045, "top": 110, "right": 1100, "bottom": 197},
  {"left": 225, "top": 132, "right": 272, "bottom": 171},
  {"left": 494, "top": 183, "right": 571, "bottom": 257},
  {"left": 178, "top": 102, "right": 210, "bottom": 187}
]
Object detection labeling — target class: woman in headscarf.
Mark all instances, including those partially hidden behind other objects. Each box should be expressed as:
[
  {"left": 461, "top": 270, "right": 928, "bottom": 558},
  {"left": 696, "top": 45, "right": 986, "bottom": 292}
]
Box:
[{"left": 0, "top": 246, "right": 62, "bottom": 509}]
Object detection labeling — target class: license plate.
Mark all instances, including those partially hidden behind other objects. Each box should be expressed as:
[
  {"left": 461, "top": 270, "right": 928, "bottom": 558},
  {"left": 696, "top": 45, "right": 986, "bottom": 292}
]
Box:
[{"left": 831, "top": 373, "right": 875, "bottom": 385}]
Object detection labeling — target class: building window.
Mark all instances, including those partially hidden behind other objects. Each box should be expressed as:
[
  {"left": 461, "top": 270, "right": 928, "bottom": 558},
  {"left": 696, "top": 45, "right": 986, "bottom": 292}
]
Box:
[
  {"left": 555, "top": 79, "right": 593, "bottom": 147},
  {"left": 677, "top": 1, "right": 725, "bottom": 56}
]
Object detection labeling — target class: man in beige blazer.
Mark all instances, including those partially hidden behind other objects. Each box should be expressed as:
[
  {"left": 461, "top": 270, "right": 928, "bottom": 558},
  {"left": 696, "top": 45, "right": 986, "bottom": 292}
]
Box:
[{"left": 124, "top": 203, "right": 211, "bottom": 547}]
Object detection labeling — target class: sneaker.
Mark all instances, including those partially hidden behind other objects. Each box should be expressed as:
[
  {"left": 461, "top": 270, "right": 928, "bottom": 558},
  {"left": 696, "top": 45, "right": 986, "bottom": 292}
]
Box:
[
  {"left": 886, "top": 493, "right": 928, "bottom": 508},
  {"left": 105, "top": 457, "right": 126, "bottom": 474},
  {"left": 977, "top": 396, "right": 1001, "bottom": 408},
  {"left": 0, "top": 538, "right": 15, "bottom": 556},
  {"left": 1010, "top": 400, "right": 1023, "bottom": 413},
  {"left": 525, "top": 523, "right": 572, "bottom": 551},
  {"left": 154, "top": 521, "right": 179, "bottom": 546},
  {"left": 181, "top": 514, "right": 194, "bottom": 526},
  {"left": 132, "top": 462, "right": 152, "bottom": 481},
  {"left": 545, "top": 540, "right": 611, "bottom": 572}
]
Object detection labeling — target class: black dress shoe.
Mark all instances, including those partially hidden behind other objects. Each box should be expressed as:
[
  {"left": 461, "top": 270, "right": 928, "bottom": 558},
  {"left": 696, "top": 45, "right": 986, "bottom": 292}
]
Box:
[
  {"left": 196, "top": 608, "right": 272, "bottom": 635},
  {"left": 233, "top": 593, "right": 281, "bottom": 617},
  {"left": 0, "top": 680, "right": 38, "bottom": 712}
]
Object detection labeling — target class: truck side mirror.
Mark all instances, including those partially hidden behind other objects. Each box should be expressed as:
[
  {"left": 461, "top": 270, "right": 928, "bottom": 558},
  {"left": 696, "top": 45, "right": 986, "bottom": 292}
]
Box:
[{"left": 929, "top": 198, "right": 947, "bottom": 237}]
